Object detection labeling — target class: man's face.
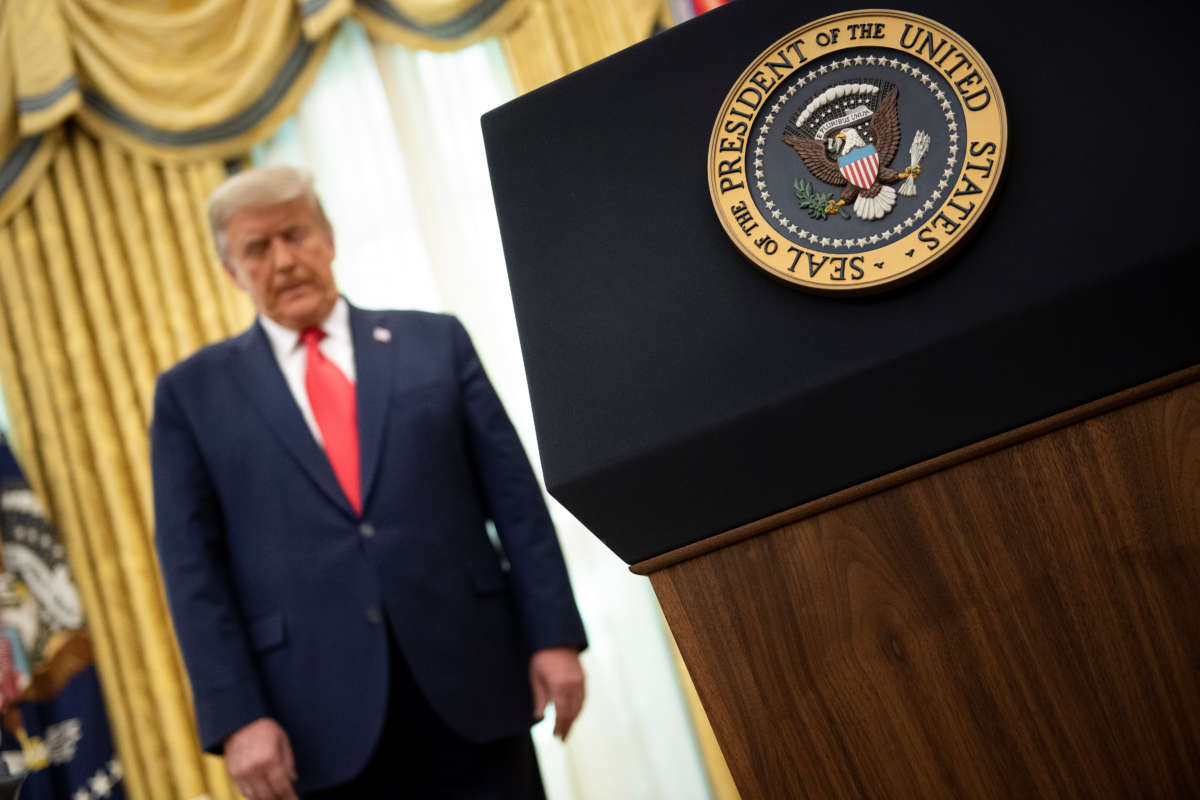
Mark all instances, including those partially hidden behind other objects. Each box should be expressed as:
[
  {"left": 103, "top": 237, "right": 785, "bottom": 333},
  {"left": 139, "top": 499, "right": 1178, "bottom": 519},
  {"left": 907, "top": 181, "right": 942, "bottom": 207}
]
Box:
[{"left": 223, "top": 197, "right": 339, "bottom": 330}]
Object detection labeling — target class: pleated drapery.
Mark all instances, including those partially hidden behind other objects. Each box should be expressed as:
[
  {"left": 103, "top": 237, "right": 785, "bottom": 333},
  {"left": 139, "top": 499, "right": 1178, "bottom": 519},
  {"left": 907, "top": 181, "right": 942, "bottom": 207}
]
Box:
[
  {"left": 500, "top": 0, "right": 662, "bottom": 93},
  {"left": 0, "top": 0, "right": 558, "bottom": 219},
  {"left": 0, "top": 125, "right": 252, "bottom": 800}
]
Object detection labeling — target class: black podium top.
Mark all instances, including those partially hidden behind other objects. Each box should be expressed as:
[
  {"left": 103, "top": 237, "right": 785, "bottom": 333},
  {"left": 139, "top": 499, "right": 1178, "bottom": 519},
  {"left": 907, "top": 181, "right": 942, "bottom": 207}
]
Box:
[{"left": 483, "top": 0, "right": 1200, "bottom": 564}]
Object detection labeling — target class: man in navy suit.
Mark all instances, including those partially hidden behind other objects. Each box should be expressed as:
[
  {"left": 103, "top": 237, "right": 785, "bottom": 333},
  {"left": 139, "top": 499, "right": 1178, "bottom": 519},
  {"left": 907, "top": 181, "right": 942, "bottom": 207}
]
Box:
[{"left": 151, "top": 166, "right": 586, "bottom": 799}]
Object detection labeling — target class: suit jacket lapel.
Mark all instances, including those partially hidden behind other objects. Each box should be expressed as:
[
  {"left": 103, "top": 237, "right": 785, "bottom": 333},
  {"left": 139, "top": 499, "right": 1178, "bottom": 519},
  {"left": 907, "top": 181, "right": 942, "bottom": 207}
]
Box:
[
  {"left": 230, "top": 323, "right": 357, "bottom": 517},
  {"left": 350, "top": 306, "right": 392, "bottom": 510}
]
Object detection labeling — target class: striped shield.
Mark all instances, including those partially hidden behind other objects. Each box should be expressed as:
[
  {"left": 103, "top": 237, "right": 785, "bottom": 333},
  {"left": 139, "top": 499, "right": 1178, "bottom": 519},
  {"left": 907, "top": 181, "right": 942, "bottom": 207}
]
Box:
[{"left": 838, "top": 145, "right": 880, "bottom": 190}]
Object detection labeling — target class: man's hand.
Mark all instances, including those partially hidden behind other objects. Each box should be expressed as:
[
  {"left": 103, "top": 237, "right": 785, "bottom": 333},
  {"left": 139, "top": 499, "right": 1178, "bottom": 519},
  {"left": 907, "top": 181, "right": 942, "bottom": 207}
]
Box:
[
  {"left": 530, "top": 647, "right": 585, "bottom": 740},
  {"left": 225, "top": 717, "right": 298, "bottom": 800}
]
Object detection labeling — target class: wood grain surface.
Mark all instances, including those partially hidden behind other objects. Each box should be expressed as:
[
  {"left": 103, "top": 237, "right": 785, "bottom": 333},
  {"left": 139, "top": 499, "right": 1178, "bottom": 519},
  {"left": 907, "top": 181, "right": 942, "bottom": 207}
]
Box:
[{"left": 650, "top": 376, "right": 1200, "bottom": 799}]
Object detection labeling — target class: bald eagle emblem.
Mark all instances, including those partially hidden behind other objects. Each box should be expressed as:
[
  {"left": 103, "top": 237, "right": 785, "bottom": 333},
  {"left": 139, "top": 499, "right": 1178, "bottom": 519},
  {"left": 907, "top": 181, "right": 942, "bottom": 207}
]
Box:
[{"left": 783, "top": 80, "right": 930, "bottom": 221}]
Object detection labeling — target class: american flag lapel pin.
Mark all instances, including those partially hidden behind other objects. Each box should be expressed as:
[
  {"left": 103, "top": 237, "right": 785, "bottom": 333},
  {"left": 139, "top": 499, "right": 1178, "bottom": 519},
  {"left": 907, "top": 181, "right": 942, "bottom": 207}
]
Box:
[{"left": 373, "top": 327, "right": 391, "bottom": 343}]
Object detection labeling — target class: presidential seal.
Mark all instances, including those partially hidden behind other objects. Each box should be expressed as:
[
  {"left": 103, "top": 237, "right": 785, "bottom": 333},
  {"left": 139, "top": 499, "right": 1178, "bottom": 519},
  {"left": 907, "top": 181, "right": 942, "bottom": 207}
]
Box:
[{"left": 708, "top": 10, "right": 1007, "bottom": 292}]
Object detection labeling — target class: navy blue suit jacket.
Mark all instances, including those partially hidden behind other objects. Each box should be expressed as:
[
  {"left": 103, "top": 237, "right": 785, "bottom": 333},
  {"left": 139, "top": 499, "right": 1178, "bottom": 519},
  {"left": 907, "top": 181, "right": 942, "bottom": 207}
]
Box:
[{"left": 151, "top": 307, "right": 586, "bottom": 791}]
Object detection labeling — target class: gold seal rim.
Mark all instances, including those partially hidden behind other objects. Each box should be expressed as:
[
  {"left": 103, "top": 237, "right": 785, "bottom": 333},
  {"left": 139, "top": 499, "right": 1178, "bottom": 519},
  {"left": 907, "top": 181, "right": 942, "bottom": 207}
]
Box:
[{"left": 707, "top": 8, "right": 1008, "bottom": 294}]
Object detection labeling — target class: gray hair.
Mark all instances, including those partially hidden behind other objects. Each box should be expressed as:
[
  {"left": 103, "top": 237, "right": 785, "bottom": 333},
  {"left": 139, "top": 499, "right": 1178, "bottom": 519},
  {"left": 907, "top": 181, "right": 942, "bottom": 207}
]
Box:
[{"left": 207, "top": 165, "right": 328, "bottom": 262}]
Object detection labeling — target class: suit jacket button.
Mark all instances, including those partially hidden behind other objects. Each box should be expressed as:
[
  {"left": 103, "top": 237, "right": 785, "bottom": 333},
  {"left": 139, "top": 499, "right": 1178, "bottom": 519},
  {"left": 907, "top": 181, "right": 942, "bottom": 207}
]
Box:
[
  {"left": 359, "top": 522, "right": 375, "bottom": 538},
  {"left": 366, "top": 606, "right": 383, "bottom": 625}
]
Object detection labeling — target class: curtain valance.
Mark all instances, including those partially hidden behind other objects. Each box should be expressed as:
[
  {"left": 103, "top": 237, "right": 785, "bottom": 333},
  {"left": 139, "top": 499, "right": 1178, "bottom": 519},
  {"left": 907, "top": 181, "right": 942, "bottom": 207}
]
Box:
[{"left": 0, "top": 0, "right": 533, "bottom": 224}]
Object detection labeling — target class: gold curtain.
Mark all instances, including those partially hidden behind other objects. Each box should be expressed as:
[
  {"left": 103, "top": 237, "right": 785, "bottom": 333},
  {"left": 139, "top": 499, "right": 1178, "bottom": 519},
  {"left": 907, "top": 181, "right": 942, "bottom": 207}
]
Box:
[
  {"left": 1, "top": 0, "right": 532, "bottom": 216},
  {"left": 500, "top": 0, "right": 662, "bottom": 93},
  {"left": 1, "top": 0, "right": 335, "bottom": 165},
  {"left": 0, "top": 124, "right": 253, "bottom": 800}
]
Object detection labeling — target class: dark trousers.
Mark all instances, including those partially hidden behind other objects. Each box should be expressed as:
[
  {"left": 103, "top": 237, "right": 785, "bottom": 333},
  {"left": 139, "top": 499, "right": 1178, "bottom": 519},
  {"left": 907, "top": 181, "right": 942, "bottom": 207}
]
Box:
[{"left": 305, "top": 639, "right": 546, "bottom": 800}]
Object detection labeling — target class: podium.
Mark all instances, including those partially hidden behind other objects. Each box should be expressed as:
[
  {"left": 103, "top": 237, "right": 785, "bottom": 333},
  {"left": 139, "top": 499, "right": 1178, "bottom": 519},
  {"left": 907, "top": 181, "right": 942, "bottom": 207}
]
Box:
[{"left": 483, "top": 0, "right": 1200, "bottom": 796}]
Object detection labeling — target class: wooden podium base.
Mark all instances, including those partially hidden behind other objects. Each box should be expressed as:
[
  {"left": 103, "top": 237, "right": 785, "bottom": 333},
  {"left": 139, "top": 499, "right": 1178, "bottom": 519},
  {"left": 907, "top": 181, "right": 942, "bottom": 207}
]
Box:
[{"left": 634, "top": 367, "right": 1200, "bottom": 799}]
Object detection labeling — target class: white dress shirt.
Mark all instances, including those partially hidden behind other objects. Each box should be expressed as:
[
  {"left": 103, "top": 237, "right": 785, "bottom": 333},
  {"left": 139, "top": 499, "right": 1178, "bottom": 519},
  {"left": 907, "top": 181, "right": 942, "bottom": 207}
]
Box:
[{"left": 258, "top": 297, "right": 356, "bottom": 445}]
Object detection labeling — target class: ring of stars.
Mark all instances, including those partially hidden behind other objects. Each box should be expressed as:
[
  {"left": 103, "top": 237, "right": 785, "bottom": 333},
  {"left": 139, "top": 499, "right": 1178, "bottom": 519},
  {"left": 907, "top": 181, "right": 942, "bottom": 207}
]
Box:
[{"left": 752, "top": 52, "right": 961, "bottom": 250}]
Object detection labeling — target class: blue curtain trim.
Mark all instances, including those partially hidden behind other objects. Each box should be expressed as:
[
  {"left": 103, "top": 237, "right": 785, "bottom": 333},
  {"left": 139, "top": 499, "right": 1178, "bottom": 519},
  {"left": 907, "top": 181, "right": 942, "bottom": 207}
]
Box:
[
  {"left": 16, "top": 76, "right": 80, "bottom": 114},
  {"left": 81, "top": 35, "right": 317, "bottom": 147},
  {"left": 0, "top": 135, "right": 44, "bottom": 198},
  {"left": 356, "top": 0, "right": 509, "bottom": 39},
  {"left": 300, "top": 0, "right": 335, "bottom": 18}
]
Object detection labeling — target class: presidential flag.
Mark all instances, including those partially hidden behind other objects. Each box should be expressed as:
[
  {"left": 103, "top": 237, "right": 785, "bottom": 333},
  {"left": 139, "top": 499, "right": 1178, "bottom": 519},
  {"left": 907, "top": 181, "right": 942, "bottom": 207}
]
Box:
[{"left": 0, "top": 438, "right": 123, "bottom": 800}]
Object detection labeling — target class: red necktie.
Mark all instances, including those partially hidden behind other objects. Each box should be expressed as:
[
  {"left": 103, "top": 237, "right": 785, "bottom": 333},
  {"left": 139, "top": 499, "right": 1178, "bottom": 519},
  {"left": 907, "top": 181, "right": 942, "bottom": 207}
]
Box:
[{"left": 301, "top": 328, "right": 361, "bottom": 514}]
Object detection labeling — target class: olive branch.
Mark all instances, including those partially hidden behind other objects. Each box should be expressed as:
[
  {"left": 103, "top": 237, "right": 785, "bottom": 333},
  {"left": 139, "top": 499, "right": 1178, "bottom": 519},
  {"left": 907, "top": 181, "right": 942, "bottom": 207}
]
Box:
[{"left": 794, "top": 179, "right": 849, "bottom": 220}]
